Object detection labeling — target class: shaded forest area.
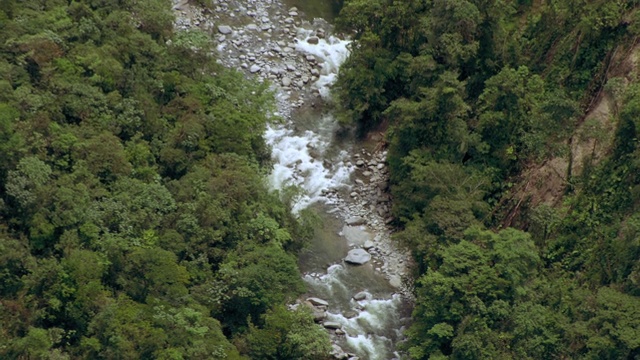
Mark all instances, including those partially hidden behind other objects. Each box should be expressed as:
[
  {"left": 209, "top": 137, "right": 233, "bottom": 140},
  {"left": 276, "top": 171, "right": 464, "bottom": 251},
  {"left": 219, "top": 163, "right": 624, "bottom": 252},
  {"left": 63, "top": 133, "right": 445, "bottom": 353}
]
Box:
[
  {"left": 335, "top": 0, "right": 640, "bottom": 359},
  {"left": 0, "top": 0, "right": 331, "bottom": 359}
]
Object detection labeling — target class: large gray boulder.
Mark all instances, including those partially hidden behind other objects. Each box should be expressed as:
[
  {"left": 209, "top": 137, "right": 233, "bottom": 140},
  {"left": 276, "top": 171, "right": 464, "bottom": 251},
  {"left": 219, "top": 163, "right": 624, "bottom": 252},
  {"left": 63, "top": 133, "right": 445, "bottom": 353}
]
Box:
[
  {"left": 217, "top": 25, "right": 232, "bottom": 34},
  {"left": 345, "top": 249, "right": 371, "bottom": 265}
]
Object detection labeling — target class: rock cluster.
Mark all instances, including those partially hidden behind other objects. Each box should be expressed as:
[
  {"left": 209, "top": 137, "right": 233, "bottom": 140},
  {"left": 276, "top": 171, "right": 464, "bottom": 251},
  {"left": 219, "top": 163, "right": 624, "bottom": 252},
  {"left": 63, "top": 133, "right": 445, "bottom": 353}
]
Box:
[
  {"left": 323, "top": 148, "right": 413, "bottom": 295},
  {"left": 294, "top": 297, "right": 362, "bottom": 360},
  {"left": 172, "top": 0, "right": 333, "bottom": 118}
]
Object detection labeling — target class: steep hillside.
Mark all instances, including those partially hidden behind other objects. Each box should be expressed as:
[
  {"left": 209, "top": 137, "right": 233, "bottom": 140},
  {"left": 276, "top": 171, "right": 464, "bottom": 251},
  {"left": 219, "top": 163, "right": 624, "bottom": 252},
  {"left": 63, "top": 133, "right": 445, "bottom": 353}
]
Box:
[{"left": 334, "top": 0, "right": 640, "bottom": 358}]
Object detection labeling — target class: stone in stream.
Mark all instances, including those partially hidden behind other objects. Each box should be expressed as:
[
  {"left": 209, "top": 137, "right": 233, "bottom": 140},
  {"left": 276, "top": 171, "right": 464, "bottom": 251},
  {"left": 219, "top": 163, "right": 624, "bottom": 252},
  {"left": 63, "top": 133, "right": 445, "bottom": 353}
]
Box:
[
  {"left": 306, "top": 297, "right": 329, "bottom": 307},
  {"left": 218, "top": 25, "right": 232, "bottom": 34},
  {"left": 307, "top": 36, "right": 319, "bottom": 44},
  {"left": 345, "top": 249, "right": 371, "bottom": 265},
  {"left": 343, "top": 310, "right": 359, "bottom": 318},
  {"left": 363, "top": 240, "right": 375, "bottom": 250},
  {"left": 353, "top": 291, "right": 368, "bottom": 301},
  {"left": 323, "top": 321, "right": 342, "bottom": 329},
  {"left": 331, "top": 344, "right": 348, "bottom": 359}
]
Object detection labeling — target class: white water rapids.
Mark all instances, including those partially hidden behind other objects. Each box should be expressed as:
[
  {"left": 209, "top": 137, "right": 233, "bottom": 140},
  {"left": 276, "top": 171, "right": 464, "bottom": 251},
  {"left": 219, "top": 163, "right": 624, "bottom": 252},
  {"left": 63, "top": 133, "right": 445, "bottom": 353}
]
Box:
[{"left": 264, "top": 29, "right": 408, "bottom": 360}]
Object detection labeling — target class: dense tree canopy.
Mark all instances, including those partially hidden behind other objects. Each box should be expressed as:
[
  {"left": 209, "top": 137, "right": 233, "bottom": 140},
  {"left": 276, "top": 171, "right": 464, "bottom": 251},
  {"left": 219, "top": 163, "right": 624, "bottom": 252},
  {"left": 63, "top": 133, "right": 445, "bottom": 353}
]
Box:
[
  {"left": 0, "top": 0, "right": 330, "bottom": 358},
  {"left": 336, "top": 0, "right": 640, "bottom": 358}
]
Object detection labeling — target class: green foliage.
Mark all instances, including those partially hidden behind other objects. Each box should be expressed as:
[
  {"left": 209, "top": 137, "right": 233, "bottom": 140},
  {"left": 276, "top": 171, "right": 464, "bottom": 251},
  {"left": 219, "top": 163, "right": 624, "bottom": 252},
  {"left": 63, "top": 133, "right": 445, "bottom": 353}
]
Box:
[
  {"left": 217, "top": 244, "right": 306, "bottom": 333},
  {"left": 0, "top": 1, "right": 328, "bottom": 358},
  {"left": 336, "top": 1, "right": 640, "bottom": 358},
  {"left": 245, "top": 305, "right": 331, "bottom": 359}
]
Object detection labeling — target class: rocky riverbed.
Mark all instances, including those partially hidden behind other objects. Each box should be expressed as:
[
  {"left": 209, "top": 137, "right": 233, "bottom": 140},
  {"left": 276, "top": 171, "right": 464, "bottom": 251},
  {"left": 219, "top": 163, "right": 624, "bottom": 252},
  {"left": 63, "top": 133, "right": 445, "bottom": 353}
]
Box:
[{"left": 171, "top": 0, "right": 413, "bottom": 358}]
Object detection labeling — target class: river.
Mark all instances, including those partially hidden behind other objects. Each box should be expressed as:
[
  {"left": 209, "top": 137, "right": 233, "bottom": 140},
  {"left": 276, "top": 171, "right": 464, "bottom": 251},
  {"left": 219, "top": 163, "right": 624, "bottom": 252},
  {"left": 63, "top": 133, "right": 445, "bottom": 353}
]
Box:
[{"left": 173, "top": 0, "right": 412, "bottom": 358}]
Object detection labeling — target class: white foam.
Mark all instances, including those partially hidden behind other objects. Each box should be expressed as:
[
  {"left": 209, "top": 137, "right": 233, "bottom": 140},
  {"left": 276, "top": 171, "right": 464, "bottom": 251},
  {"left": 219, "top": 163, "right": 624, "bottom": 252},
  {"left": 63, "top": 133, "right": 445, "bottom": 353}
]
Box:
[
  {"left": 345, "top": 334, "right": 392, "bottom": 360},
  {"left": 295, "top": 29, "right": 351, "bottom": 99},
  {"left": 265, "top": 114, "right": 353, "bottom": 213},
  {"left": 303, "top": 264, "right": 350, "bottom": 297}
]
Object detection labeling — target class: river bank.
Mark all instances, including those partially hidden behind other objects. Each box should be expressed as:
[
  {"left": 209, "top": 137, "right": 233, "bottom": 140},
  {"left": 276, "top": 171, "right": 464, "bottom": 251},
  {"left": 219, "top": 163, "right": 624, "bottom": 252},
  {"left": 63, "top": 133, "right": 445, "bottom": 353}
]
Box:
[{"left": 171, "top": 0, "right": 413, "bottom": 358}]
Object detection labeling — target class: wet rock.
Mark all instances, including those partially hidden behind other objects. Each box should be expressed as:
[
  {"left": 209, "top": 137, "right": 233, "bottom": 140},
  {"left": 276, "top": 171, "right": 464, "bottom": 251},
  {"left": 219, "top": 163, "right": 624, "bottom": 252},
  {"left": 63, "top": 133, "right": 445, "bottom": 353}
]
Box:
[
  {"left": 218, "top": 25, "right": 232, "bottom": 34},
  {"left": 312, "top": 308, "right": 326, "bottom": 321},
  {"left": 356, "top": 159, "right": 365, "bottom": 166},
  {"left": 331, "top": 344, "right": 348, "bottom": 359},
  {"left": 353, "top": 291, "right": 368, "bottom": 301},
  {"left": 346, "top": 216, "right": 366, "bottom": 226},
  {"left": 306, "top": 297, "right": 329, "bottom": 307},
  {"left": 323, "top": 321, "right": 342, "bottom": 329},
  {"left": 363, "top": 240, "right": 375, "bottom": 250},
  {"left": 307, "top": 36, "right": 319, "bottom": 44},
  {"left": 343, "top": 310, "right": 359, "bottom": 318},
  {"left": 345, "top": 249, "right": 371, "bottom": 265}
]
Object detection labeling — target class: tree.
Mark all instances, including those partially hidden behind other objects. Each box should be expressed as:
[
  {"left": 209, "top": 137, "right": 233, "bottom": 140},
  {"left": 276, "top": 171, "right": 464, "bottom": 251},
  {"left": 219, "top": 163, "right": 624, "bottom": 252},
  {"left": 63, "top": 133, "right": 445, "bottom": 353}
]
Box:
[{"left": 245, "top": 305, "right": 331, "bottom": 359}]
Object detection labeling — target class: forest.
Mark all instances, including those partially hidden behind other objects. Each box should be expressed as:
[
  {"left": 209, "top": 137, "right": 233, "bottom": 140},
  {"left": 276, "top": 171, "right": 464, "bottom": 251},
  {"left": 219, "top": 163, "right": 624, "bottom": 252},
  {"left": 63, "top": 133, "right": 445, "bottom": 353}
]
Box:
[
  {"left": 0, "top": 0, "right": 330, "bottom": 359},
  {"left": 2, "top": 0, "right": 640, "bottom": 359},
  {"left": 335, "top": 0, "right": 640, "bottom": 358}
]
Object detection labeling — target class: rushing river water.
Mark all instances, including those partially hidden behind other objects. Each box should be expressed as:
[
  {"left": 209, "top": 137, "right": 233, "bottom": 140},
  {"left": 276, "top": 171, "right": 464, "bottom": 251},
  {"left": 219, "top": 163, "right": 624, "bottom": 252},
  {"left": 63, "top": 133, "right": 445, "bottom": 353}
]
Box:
[{"left": 262, "top": 6, "right": 412, "bottom": 359}]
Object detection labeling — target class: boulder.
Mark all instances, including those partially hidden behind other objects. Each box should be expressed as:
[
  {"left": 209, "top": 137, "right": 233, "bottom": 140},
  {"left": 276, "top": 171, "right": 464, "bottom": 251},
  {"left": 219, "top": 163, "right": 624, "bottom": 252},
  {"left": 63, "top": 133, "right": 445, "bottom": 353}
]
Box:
[
  {"left": 307, "top": 36, "right": 319, "bottom": 44},
  {"left": 323, "top": 321, "right": 342, "bottom": 329},
  {"left": 312, "top": 308, "right": 326, "bottom": 322},
  {"left": 346, "top": 216, "right": 366, "bottom": 226},
  {"left": 217, "top": 25, "right": 232, "bottom": 34},
  {"left": 345, "top": 249, "right": 371, "bottom": 265},
  {"left": 353, "top": 291, "right": 368, "bottom": 301},
  {"left": 249, "top": 64, "right": 261, "bottom": 73},
  {"left": 306, "top": 297, "right": 329, "bottom": 307},
  {"left": 363, "top": 240, "right": 375, "bottom": 250},
  {"left": 281, "top": 77, "right": 292, "bottom": 86},
  {"left": 343, "top": 310, "right": 358, "bottom": 318},
  {"left": 331, "top": 344, "right": 348, "bottom": 359}
]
